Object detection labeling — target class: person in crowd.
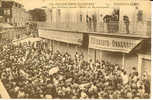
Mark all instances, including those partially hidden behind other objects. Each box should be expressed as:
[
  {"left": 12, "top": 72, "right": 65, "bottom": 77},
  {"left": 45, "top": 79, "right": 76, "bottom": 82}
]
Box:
[
  {"left": 0, "top": 40, "right": 150, "bottom": 99},
  {"left": 121, "top": 71, "right": 128, "bottom": 85}
]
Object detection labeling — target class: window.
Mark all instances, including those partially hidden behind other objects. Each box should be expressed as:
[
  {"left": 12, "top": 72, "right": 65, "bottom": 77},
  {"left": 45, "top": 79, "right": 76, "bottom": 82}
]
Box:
[
  {"left": 80, "top": 14, "right": 83, "bottom": 22},
  {"left": 137, "top": 10, "right": 143, "bottom": 22},
  {"left": 56, "top": 9, "right": 61, "bottom": 23},
  {"left": 0, "top": 8, "right": 3, "bottom": 16},
  {"left": 0, "top": 16, "right": 3, "bottom": 23},
  {"left": 4, "top": 9, "right": 10, "bottom": 15},
  {"left": 57, "top": 9, "right": 61, "bottom": 17},
  {"left": 141, "top": 59, "right": 151, "bottom": 77},
  {"left": 15, "top": 3, "right": 18, "bottom": 7},
  {"left": 50, "top": 10, "right": 52, "bottom": 23}
]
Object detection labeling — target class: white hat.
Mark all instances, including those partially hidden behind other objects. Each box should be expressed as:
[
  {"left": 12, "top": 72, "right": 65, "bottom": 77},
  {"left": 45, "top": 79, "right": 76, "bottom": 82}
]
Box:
[{"left": 45, "top": 94, "right": 53, "bottom": 99}]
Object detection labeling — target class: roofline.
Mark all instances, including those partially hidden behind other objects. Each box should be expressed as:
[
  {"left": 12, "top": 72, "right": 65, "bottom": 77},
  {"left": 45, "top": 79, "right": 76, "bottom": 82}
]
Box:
[{"left": 2, "top": 0, "right": 24, "bottom": 7}]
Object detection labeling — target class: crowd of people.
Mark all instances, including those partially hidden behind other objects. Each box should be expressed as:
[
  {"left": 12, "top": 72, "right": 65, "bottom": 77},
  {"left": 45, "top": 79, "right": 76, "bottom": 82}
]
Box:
[{"left": 0, "top": 41, "right": 151, "bottom": 99}]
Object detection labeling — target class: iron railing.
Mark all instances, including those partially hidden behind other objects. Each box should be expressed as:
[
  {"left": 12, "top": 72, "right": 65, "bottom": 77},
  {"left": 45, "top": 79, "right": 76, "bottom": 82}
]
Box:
[{"left": 38, "top": 21, "right": 151, "bottom": 37}]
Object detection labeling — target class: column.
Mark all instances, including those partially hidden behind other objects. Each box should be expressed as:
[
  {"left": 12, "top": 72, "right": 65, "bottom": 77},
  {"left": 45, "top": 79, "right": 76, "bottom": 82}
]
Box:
[
  {"left": 122, "top": 53, "right": 125, "bottom": 68},
  {"left": 137, "top": 54, "right": 142, "bottom": 77},
  {"left": 95, "top": 49, "right": 97, "bottom": 63},
  {"left": 52, "top": 40, "right": 54, "bottom": 53},
  {"left": 87, "top": 48, "right": 89, "bottom": 62}
]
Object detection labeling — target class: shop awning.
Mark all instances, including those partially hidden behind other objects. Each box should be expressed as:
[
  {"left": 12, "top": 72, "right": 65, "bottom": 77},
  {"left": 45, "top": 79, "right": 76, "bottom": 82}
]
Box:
[
  {"left": 38, "top": 29, "right": 83, "bottom": 45},
  {"left": 89, "top": 35, "right": 143, "bottom": 53}
]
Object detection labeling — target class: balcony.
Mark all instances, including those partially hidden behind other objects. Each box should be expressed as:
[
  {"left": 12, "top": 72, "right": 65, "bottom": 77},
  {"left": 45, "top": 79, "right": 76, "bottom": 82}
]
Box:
[{"left": 38, "top": 20, "right": 151, "bottom": 38}]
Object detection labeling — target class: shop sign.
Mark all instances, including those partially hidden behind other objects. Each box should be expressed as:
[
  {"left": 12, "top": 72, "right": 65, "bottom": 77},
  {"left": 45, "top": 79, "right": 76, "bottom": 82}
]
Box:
[{"left": 89, "top": 35, "right": 142, "bottom": 53}]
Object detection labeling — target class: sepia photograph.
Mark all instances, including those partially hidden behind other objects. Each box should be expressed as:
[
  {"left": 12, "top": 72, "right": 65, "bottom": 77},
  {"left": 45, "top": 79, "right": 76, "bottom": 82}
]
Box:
[{"left": 0, "top": 0, "right": 151, "bottom": 99}]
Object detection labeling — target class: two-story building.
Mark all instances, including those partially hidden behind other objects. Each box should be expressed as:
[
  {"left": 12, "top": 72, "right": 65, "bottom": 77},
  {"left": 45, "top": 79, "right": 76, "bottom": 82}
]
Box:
[
  {"left": 38, "top": 1, "right": 151, "bottom": 78},
  {"left": 0, "top": 0, "right": 30, "bottom": 27}
]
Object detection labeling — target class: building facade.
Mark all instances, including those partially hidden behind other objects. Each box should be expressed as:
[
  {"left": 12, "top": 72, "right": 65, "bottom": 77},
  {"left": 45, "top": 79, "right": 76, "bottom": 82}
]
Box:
[
  {"left": 0, "top": 0, "right": 30, "bottom": 27},
  {"left": 40, "top": 0, "right": 151, "bottom": 35},
  {"left": 44, "top": 7, "right": 52, "bottom": 24},
  {"left": 38, "top": 1, "right": 151, "bottom": 78},
  {"left": 38, "top": 28, "right": 151, "bottom": 77},
  {"left": 0, "top": 0, "right": 2, "bottom": 22}
]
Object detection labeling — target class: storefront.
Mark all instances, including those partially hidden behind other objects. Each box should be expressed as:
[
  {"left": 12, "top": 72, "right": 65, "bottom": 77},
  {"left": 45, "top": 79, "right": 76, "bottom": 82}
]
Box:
[
  {"left": 138, "top": 54, "right": 151, "bottom": 78},
  {"left": 39, "top": 29, "right": 85, "bottom": 59},
  {"left": 88, "top": 34, "right": 151, "bottom": 76},
  {"left": 39, "top": 29, "right": 151, "bottom": 77},
  {"left": 136, "top": 40, "right": 151, "bottom": 78}
]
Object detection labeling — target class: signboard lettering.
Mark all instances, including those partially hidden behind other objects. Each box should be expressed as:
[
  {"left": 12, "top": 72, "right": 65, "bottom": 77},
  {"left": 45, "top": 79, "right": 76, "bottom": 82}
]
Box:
[
  {"left": 89, "top": 36, "right": 142, "bottom": 53},
  {"left": 91, "top": 37, "right": 109, "bottom": 47}
]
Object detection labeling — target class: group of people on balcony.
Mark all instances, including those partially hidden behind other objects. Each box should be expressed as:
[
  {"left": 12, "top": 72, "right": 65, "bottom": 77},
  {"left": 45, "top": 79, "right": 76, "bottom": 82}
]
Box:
[
  {"left": 85, "top": 9, "right": 130, "bottom": 34},
  {"left": 0, "top": 40, "right": 150, "bottom": 99},
  {"left": 86, "top": 14, "right": 97, "bottom": 32}
]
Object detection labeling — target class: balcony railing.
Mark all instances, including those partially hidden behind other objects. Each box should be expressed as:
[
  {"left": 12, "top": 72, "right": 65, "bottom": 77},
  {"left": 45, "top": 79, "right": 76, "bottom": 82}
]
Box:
[{"left": 38, "top": 20, "right": 151, "bottom": 37}]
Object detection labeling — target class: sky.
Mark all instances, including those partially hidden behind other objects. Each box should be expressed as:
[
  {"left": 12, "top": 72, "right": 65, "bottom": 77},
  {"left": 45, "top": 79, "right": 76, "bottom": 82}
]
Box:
[
  {"left": 16, "top": 0, "right": 48, "bottom": 10},
  {"left": 13, "top": 0, "right": 151, "bottom": 17},
  {"left": 13, "top": 0, "right": 113, "bottom": 10}
]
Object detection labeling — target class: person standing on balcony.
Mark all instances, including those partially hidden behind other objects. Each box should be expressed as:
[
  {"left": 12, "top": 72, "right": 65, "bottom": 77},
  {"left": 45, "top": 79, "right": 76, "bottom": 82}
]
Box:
[
  {"left": 99, "top": 14, "right": 103, "bottom": 31},
  {"left": 86, "top": 15, "right": 89, "bottom": 31},
  {"left": 92, "top": 14, "right": 97, "bottom": 32},
  {"left": 80, "top": 14, "right": 83, "bottom": 23},
  {"left": 123, "top": 15, "right": 130, "bottom": 34},
  {"left": 86, "top": 15, "right": 92, "bottom": 32},
  {"left": 103, "top": 15, "right": 111, "bottom": 32}
]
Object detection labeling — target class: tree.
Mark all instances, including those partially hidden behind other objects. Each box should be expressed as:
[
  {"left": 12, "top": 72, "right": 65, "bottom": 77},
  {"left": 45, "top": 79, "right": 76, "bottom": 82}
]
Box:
[{"left": 28, "top": 8, "right": 46, "bottom": 22}]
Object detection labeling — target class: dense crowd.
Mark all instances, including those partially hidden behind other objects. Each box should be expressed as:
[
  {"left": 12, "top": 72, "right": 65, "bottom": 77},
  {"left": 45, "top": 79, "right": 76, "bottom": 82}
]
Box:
[{"left": 0, "top": 41, "right": 151, "bottom": 99}]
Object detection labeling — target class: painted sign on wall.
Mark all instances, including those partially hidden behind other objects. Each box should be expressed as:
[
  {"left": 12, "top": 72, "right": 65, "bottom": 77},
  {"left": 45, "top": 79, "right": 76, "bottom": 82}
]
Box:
[{"left": 89, "top": 35, "right": 142, "bottom": 53}]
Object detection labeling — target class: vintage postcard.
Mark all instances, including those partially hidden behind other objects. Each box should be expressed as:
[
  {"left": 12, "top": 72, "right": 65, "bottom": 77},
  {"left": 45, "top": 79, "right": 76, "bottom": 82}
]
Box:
[{"left": 0, "top": 0, "right": 151, "bottom": 99}]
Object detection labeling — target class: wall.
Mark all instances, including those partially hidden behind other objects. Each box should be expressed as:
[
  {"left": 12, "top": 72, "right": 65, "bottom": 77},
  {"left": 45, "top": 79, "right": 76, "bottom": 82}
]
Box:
[
  {"left": 1, "top": 27, "right": 26, "bottom": 40},
  {"left": 124, "top": 53, "right": 138, "bottom": 74},
  {"left": 12, "top": 7, "right": 29, "bottom": 27},
  {"left": 41, "top": 34, "right": 150, "bottom": 77},
  {"left": 88, "top": 48, "right": 123, "bottom": 64},
  {"left": 45, "top": 8, "right": 52, "bottom": 24},
  {"left": 88, "top": 48, "right": 139, "bottom": 74},
  {"left": 44, "top": 39, "right": 89, "bottom": 61},
  {"left": 137, "top": 52, "right": 151, "bottom": 77},
  {"left": 52, "top": 40, "right": 80, "bottom": 59},
  {"left": 0, "top": 0, "right": 1, "bottom": 8}
]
